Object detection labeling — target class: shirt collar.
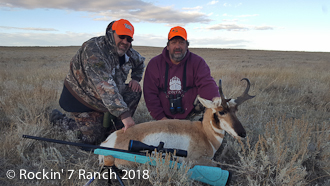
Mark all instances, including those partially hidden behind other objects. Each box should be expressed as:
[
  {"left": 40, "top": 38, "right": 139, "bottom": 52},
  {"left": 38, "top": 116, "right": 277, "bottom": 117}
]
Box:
[{"left": 125, "top": 53, "right": 130, "bottom": 62}]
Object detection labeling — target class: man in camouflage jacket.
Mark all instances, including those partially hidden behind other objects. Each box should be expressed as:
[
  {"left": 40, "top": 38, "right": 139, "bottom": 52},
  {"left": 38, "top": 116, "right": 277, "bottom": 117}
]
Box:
[{"left": 52, "top": 19, "right": 145, "bottom": 145}]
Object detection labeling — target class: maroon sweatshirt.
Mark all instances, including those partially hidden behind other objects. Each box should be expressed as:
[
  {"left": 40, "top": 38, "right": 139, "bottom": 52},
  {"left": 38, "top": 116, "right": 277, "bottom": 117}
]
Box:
[{"left": 143, "top": 47, "right": 220, "bottom": 120}]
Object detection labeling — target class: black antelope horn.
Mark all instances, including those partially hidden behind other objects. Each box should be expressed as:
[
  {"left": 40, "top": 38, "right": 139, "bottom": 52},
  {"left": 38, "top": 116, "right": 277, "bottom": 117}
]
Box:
[
  {"left": 234, "top": 78, "right": 255, "bottom": 106},
  {"left": 218, "top": 79, "right": 228, "bottom": 108}
]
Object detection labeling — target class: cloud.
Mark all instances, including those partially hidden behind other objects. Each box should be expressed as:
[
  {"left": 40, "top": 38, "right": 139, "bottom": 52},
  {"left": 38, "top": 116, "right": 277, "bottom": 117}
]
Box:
[
  {"left": 190, "top": 37, "right": 249, "bottom": 48},
  {"left": 207, "top": 1, "right": 219, "bottom": 5},
  {"left": 222, "top": 2, "right": 242, "bottom": 8},
  {"left": 0, "top": 0, "right": 211, "bottom": 25},
  {"left": 235, "top": 3, "right": 242, "bottom": 7},
  {"left": 0, "top": 26, "right": 58, "bottom": 31},
  {"left": 133, "top": 34, "right": 166, "bottom": 47},
  {"left": 204, "top": 23, "right": 249, "bottom": 31},
  {"left": 222, "top": 19, "right": 239, "bottom": 22},
  {"left": 182, "top": 6, "right": 203, "bottom": 10},
  {"left": 223, "top": 3, "right": 231, "bottom": 7},
  {"left": 203, "top": 23, "right": 274, "bottom": 31},
  {"left": 254, "top": 26, "right": 274, "bottom": 30},
  {"left": 96, "top": 8, "right": 211, "bottom": 25}
]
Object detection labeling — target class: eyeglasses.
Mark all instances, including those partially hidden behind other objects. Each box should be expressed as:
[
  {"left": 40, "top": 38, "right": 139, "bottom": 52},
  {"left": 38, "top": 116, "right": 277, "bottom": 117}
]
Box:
[{"left": 118, "top": 35, "right": 133, "bottom": 43}]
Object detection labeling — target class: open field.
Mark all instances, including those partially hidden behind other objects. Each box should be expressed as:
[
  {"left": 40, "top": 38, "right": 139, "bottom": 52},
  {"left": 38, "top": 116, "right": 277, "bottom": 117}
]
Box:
[{"left": 0, "top": 46, "right": 329, "bottom": 185}]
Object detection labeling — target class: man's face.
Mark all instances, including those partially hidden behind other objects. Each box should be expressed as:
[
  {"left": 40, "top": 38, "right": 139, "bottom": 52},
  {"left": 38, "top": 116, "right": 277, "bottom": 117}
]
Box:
[
  {"left": 167, "top": 37, "right": 188, "bottom": 63},
  {"left": 114, "top": 32, "right": 132, "bottom": 56}
]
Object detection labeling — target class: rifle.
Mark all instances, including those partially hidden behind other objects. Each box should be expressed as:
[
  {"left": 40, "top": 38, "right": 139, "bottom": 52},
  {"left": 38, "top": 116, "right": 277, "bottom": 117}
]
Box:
[{"left": 23, "top": 135, "right": 230, "bottom": 186}]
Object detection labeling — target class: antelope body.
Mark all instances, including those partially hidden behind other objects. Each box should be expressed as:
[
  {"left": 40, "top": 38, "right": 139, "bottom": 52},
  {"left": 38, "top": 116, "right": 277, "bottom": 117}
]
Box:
[{"left": 99, "top": 78, "right": 255, "bottom": 167}]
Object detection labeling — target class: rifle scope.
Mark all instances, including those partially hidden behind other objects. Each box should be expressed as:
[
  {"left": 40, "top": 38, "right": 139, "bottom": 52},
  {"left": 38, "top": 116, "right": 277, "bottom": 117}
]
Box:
[{"left": 128, "top": 140, "right": 187, "bottom": 157}]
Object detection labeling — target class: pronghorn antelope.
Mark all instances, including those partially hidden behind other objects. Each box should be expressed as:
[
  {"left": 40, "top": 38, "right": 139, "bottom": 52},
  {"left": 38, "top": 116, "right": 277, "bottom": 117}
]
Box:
[{"left": 99, "top": 78, "right": 255, "bottom": 167}]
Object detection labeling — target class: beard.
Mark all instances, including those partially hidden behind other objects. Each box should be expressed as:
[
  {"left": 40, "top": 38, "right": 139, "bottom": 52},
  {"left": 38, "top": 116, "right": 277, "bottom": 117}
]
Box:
[
  {"left": 116, "top": 42, "right": 129, "bottom": 56},
  {"left": 170, "top": 49, "right": 187, "bottom": 62}
]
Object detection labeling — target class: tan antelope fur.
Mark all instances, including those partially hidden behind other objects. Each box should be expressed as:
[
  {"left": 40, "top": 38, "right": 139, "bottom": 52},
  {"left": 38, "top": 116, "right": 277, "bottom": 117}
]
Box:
[{"left": 99, "top": 78, "right": 255, "bottom": 167}]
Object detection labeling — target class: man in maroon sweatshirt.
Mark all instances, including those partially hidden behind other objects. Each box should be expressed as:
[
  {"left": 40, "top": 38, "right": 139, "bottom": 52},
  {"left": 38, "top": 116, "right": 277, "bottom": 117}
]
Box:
[{"left": 143, "top": 26, "right": 220, "bottom": 120}]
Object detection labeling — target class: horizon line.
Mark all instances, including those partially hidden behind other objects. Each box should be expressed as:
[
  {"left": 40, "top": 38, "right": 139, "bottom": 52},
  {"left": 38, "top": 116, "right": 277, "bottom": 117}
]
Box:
[{"left": 0, "top": 45, "right": 329, "bottom": 53}]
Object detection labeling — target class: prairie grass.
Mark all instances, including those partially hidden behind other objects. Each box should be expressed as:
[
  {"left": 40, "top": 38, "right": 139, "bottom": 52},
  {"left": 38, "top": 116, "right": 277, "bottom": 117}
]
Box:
[{"left": 0, "top": 46, "right": 329, "bottom": 185}]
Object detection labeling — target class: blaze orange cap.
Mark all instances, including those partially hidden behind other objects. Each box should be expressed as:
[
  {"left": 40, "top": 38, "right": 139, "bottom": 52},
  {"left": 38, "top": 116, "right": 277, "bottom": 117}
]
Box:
[
  {"left": 168, "top": 26, "right": 187, "bottom": 41},
  {"left": 112, "top": 19, "right": 134, "bottom": 38}
]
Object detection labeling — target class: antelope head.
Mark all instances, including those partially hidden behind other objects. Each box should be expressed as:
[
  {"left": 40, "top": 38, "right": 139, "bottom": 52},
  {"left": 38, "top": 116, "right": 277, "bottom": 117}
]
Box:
[{"left": 198, "top": 78, "right": 255, "bottom": 139}]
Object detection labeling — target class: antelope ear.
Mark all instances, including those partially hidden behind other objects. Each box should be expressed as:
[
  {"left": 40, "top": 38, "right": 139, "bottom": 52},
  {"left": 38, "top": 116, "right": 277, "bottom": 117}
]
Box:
[
  {"left": 212, "top": 97, "right": 222, "bottom": 107},
  {"left": 197, "top": 95, "right": 217, "bottom": 109}
]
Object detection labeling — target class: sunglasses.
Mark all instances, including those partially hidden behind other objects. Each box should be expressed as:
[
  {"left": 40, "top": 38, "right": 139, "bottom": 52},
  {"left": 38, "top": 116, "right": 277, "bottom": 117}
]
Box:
[{"left": 118, "top": 35, "right": 133, "bottom": 43}]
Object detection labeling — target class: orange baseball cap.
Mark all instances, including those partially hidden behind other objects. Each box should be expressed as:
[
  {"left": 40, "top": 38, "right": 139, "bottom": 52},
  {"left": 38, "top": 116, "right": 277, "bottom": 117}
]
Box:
[
  {"left": 168, "top": 26, "right": 187, "bottom": 40},
  {"left": 112, "top": 19, "right": 134, "bottom": 38}
]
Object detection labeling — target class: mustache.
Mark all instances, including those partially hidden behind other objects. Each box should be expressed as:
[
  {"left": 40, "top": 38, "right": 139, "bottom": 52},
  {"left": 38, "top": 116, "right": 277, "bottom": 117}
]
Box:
[
  {"left": 173, "top": 49, "right": 182, "bottom": 52},
  {"left": 118, "top": 43, "right": 129, "bottom": 50},
  {"left": 119, "top": 42, "right": 129, "bottom": 47}
]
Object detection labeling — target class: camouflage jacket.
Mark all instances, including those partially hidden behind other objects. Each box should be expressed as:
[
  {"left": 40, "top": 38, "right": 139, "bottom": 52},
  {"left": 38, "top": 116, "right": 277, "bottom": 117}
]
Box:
[{"left": 65, "top": 21, "right": 145, "bottom": 117}]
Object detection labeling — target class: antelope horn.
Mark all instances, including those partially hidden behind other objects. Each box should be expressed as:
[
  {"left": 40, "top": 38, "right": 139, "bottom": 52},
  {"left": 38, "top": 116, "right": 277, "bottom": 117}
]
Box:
[
  {"left": 234, "top": 78, "right": 255, "bottom": 106},
  {"left": 218, "top": 79, "right": 228, "bottom": 108}
]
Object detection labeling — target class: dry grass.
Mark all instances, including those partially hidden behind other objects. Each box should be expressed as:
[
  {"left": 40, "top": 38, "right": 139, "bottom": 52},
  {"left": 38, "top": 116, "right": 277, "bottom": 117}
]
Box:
[
  {"left": 219, "top": 117, "right": 329, "bottom": 186},
  {"left": 0, "top": 46, "right": 329, "bottom": 185}
]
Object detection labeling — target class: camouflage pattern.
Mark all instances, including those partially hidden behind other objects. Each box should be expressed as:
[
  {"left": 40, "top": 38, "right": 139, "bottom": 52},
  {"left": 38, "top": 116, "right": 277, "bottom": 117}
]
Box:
[
  {"left": 54, "top": 84, "right": 142, "bottom": 145},
  {"left": 53, "top": 111, "right": 109, "bottom": 145},
  {"left": 65, "top": 20, "right": 145, "bottom": 117},
  {"left": 121, "top": 85, "right": 142, "bottom": 116},
  {"left": 72, "top": 112, "right": 105, "bottom": 145},
  {"left": 52, "top": 114, "right": 78, "bottom": 131}
]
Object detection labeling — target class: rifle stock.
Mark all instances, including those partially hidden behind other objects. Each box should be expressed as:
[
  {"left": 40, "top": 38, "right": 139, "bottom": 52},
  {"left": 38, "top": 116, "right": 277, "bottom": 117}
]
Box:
[{"left": 95, "top": 149, "right": 229, "bottom": 186}]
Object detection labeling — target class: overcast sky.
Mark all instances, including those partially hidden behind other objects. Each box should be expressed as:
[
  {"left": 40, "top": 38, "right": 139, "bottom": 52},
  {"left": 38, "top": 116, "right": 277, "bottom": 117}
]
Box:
[{"left": 0, "top": 0, "right": 329, "bottom": 52}]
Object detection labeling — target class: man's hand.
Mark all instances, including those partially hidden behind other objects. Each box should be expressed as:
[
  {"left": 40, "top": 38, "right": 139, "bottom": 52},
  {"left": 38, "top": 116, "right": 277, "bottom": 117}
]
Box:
[
  {"left": 128, "top": 79, "right": 141, "bottom": 92},
  {"left": 122, "top": 116, "right": 135, "bottom": 132}
]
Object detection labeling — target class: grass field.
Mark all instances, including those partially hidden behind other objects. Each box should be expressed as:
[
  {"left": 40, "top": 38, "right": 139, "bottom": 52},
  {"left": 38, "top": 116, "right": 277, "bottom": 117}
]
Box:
[{"left": 0, "top": 46, "right": 329, "bottom": 185}]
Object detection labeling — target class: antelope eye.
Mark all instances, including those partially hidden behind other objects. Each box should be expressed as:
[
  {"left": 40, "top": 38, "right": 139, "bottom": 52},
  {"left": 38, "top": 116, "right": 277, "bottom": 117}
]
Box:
[{"left": 219, "top": 111, "right": 225, "bottom": 115}]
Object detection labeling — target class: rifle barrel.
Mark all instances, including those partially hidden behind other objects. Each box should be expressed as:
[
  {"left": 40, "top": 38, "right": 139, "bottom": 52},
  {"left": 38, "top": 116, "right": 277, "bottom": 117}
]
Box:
[{"left": 22, "top": 135, "right": 142, "bottom": 155}]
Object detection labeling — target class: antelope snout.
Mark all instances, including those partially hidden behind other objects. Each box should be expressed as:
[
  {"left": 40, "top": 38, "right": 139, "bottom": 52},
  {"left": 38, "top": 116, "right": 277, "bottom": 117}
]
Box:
[{"left": 238, "top": 130, "right": 246, "bottom": 138}]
